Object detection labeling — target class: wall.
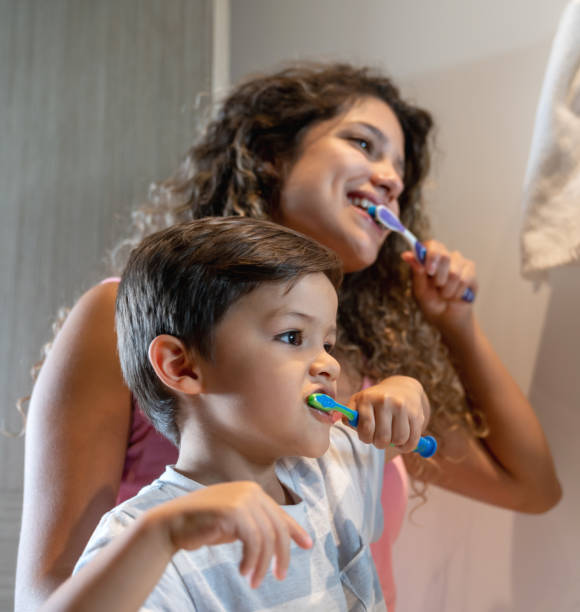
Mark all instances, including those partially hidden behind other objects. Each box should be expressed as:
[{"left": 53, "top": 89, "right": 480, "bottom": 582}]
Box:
[
  {"left": 230, "top": 2, "right": 578, "bottom": 611},
  {"left": 0, "top": 1, "right": 213, "bottom": 608}
]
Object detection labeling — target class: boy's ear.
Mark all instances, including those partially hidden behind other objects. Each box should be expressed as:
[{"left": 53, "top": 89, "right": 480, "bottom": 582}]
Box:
[{"left": 148, "top": 335, "right": 203, "bottom": 395}]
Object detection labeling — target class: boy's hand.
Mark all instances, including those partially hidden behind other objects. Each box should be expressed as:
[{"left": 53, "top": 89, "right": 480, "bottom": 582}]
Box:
[
  {"left": 148, "top": 481, "right": 312, "bottom": 589},
  {"left": 347, "top": 376, "right": 430, "bottom": 453},
  {"left": 401, "top": 240, "right": 477, "bottom": 334}
]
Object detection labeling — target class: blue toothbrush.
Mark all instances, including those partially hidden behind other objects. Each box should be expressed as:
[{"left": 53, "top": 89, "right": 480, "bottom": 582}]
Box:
[
  {"left": 366, "top": 204, "right": 475, "bottom": 303},
  {"left": 307, "top": 393, "right": 437, "bottom": 458}
]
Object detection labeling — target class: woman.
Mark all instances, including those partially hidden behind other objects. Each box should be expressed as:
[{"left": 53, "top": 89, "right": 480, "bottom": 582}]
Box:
[{"left": 16, "top": 62, "right": 561, "bottom": 611}]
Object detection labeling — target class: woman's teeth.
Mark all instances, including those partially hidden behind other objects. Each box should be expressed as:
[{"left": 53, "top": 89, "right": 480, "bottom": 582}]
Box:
[{"left": 348, "top": 196, "right": 373, "bottom": 210}]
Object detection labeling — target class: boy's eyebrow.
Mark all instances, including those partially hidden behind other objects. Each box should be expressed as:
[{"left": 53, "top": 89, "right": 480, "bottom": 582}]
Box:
[
  {"left": 269, "top": 310, "right": 337, "bottom": 333},
  {"left": 347, "top": 121, "right": 405, "bottom": 176},
  {"left": 284, "top": 311, "right": 314, "bottom": 321}
]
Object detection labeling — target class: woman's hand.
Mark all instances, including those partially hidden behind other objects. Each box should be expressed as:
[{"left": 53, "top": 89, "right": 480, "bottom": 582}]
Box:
[
  {"left": 401, "top": 240, "right": 477, "bottom": 335},
  {"left": 346, "top": 376, "right": 430, "bottom": 453},
  {"left": 150, "top": 482, "right": 312, "bottom": 588}
]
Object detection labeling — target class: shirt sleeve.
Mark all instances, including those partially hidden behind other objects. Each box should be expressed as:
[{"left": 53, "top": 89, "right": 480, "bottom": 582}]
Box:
[
  {"left": 73, "top": 508, "right": 195, "bottom": 611},
  {"left": 73, "top": 508, "right": 137, "bottom": 574}
]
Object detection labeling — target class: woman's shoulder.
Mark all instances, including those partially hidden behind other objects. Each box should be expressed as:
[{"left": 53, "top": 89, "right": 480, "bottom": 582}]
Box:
[
  {"left": 71, "top": 278, "right": 120, "bottom": 317},
  {"left": 50, "top": 279, "right": 122, "bottom": 364}
]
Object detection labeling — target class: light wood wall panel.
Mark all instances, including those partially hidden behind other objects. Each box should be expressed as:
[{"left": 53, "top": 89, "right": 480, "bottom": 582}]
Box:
[{"left": 0, "top": 0, "right": 213, "bottom": 607}]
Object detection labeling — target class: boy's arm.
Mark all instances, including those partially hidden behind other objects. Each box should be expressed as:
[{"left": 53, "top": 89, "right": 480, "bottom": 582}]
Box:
[
  {"left": 41, "top": 482, "right": 313, "bottom": 612},
  {"left": 41, "top": 512, "right": 174, "bottom": 612}
]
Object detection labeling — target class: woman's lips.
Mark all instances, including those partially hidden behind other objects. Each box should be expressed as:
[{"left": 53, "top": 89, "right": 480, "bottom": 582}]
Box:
[{"left": 351, "top": 203, "right": 388, "bottom": 238}]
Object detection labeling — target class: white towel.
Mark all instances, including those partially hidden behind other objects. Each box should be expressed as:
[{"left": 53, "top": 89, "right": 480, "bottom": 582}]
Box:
[{"left": 521, "top": 0, "right": 580, "bottom": 280}]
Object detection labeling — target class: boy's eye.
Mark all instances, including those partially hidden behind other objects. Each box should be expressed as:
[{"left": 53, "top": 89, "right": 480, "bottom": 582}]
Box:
[
  {"left": 277, "top": 330, "right": 303, "bottom": 346},
  {"left": 323, "top": 342, "right": 335, "bottom": 354}
]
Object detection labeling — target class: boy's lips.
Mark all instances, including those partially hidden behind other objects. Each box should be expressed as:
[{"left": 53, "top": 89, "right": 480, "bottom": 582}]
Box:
[{"left": 308, "top": 406, "right": 342, "bottom": 424}]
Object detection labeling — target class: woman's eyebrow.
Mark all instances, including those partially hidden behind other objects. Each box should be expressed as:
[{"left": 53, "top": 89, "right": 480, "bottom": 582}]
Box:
[{"left": 348, "top": 121, "right": 405, "bottom": 175}]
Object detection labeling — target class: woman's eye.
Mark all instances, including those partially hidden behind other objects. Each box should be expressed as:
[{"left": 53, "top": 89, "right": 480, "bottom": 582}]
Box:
[
  {"left": 277, "top": 330, "right": 303, "bottom": 346},
  {"left": 350, "top": 137, "right": 372, "bottom": 153}
]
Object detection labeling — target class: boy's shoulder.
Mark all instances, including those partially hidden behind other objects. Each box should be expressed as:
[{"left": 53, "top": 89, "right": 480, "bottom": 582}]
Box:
[
  {"left": 112, "top": 466, "right": 198, "bottom": 518},
  {"left": 74, "top": 467, "right": 197, "bottom": 573}
]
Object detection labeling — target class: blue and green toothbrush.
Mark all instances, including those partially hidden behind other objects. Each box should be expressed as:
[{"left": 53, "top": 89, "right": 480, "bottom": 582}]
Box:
[{"left": 307, "top": 393, "right": 437, "bottom": 458}]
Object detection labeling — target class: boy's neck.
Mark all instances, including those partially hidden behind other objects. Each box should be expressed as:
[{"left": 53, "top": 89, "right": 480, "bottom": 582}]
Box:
[{"left": 174, "top": 427, "right": 293, "bottom": 505}]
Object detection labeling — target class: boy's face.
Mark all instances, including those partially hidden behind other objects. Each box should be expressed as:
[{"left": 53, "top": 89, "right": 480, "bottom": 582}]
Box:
[{"left": 197, "top": 272, "right": 340, "bottom": 461}]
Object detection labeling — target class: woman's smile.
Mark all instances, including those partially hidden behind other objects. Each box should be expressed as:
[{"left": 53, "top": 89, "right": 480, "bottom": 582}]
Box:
[{"left": 279, "top": 96, "right": 405, "bottom": 272}]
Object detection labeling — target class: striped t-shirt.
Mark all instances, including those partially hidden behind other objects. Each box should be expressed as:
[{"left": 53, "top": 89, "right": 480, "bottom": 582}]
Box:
[{"left": 75, "top": 422, "right": 386, "bottom": 611}]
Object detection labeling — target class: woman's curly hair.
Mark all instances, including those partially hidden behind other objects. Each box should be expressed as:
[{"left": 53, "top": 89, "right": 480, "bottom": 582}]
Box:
[
  {"left": 111, "top": 62, "right": 487, "bottom": 471},
  {"left": 25, "top": 63, "right": 486, "bottom": 483}
]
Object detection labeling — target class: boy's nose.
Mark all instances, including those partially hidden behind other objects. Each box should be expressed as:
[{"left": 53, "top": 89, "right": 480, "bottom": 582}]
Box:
[{"left": 310, "top": 349, "right": 340, "bottom": 382}]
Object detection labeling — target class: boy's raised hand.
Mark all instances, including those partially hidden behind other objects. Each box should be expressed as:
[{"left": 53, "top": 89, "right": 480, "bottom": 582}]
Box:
[
  {"left": 148, "top": 481, "right": 312, "bottom": 588},
  {"left": 347, "top": 376, "right": 430, "bottom": 453}
]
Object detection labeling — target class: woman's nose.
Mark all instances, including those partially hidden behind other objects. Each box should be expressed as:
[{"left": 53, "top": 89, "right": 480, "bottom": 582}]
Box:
[{"left": 371, "top": 163, "right": 404, "bottom": 201}]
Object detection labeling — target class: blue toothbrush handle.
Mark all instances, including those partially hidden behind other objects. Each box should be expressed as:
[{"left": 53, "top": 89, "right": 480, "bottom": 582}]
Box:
[
  {"left": 315, "top": 395, "right": 436, "bottom": 457},
  {"left": 414, "top": 240, "right": 475, "bottom": 303},
  {"left": 369, "top": 204, "right": 474, "bottom": 303},
  {"left": 346, "top": 411, "right": 435, "bottom": 457},
  {"left": 413, "top": 435, "right": 438, "bottom": 458},
  {"left": 343, "top": 409, "right": 359, "bottom": 428}
]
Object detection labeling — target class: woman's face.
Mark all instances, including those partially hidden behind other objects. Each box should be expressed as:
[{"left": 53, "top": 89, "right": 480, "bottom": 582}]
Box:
[{"left": 279, "top": 96, "right": 405, "bottom": 273}]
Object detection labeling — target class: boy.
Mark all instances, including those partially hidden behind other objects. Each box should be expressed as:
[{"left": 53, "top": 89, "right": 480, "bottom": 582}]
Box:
[{"left": 43, "top": 217, "right": 428, "bottom": 611}]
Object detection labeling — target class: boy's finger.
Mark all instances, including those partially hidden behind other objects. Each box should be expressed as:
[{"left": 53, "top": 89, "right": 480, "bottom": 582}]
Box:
[
  {"left": 397, "top": 417, "right": 422, "bottom": 453},
  {"left": 284, "top": 513, "right": 312, "bottom": 550},
  {"left": 352, "top": 395, "right": 375, "bottom": 444},
  {"left": 251, "top": 508, "right": 275, "bottom": 588},
  {"left": 261, "top": 502, "right": 291, "bottom": 581},
  {"left": 390, "top": 413, "right": 411, "bottom": 448},
  {"left": 238, "top": 513, "right": 262, "bottom": 578},
  {"left": 372, "top": 404, "right": 393, "bottom": 449}
]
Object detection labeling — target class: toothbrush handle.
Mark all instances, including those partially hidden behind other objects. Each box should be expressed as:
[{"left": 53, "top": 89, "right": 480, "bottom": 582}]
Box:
[
  {"left": 413, "top": 239, "right": 475, "bottom": 303},
  {"left": 346, "top": 407, "right": 436, "bottom": 457},
  {"left": 347, "top": 410, "right": 436, "bottom": 457},
  {"left": 314, "top": 394, "right": 437, "bottom": 458},
  {"left": 412, "top": 435, "right": 438, "bottom": 458}
]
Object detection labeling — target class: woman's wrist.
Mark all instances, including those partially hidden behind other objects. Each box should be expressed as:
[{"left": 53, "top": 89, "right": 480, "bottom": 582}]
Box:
[{"left": 436, "top": 308, "right": 478, "bottom": 352}]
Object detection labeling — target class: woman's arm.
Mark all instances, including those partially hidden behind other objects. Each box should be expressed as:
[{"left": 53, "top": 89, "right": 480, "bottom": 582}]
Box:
[
  {"left": 409, "top": 312, "right": 562, "bottom": 513},
  {"left": 401, "top": 244, "right": 562, "bottom": 513},
  {"left": 15, "top": 281, "right": 133, "bottom": 611}
]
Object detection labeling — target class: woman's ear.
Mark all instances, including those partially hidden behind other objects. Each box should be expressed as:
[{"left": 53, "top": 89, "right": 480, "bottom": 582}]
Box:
[{"left": 148, "top": 335, "right": 203, "bottom": 395}]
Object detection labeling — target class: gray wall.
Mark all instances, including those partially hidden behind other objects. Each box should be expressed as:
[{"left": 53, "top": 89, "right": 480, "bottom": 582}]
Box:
[
  {"left": 0, "top": 0, "right": 214, "bottom": 608},
  {"left": 231, "top": 2, "right": 578, "bottom": 611}
]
